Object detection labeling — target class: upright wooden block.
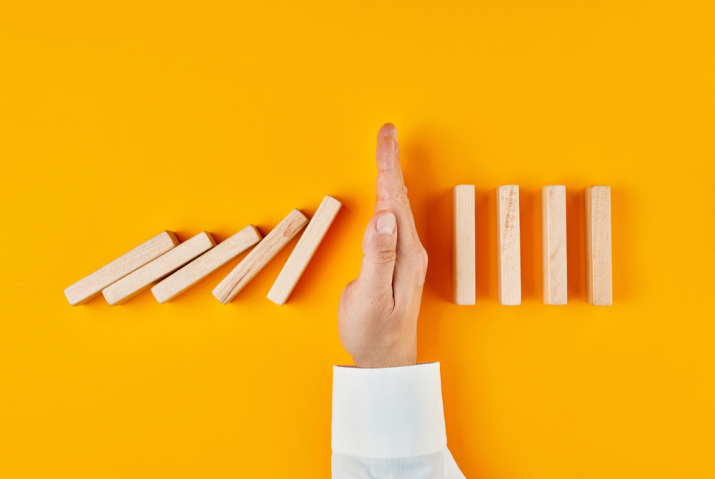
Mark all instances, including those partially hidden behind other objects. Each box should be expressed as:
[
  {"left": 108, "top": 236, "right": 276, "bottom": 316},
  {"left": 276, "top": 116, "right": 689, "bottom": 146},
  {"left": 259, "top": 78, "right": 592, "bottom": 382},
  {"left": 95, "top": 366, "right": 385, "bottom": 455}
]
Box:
[
  {"left": 64, "top": 231, "right": 179, "bottom": 305},
  {"left": 152, "top": 225, "right": 262, "bottom": 303},
  {"left": 496, "top": 185, "right": 521, "bottom": 305},
  {"left": 585, "top": 186, "right": 613, "bottom": 306},
  {"left": 452, "top": 185, "right": 475, "bottom": 305},
  {"left": 213, "top": 209, "right": 309, "bottom": 304},
  {"left": 542, "top": 185, "right": 568, "bottom": 305},
  {"left": 103, "top": 232, "right": 216, "bottom": 305},
  {"left": 267, "top": 196, "right": 341, "bottom": 305}
]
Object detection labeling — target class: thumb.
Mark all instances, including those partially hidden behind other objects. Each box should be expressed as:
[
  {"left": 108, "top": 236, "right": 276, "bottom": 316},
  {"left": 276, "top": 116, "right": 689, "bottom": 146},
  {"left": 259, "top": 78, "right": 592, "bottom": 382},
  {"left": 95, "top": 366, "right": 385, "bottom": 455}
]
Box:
[{"left": 357, "top": 211, "right": 398, "bottom": 301}]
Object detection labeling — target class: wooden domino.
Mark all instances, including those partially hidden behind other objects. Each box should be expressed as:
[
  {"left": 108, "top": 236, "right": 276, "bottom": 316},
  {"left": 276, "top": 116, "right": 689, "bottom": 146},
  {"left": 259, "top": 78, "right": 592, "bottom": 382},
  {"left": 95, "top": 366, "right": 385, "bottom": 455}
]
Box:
[
  {"left": 452, "top": 185, "right": 475, "bottom": 305},
  {"left": 496, "top": 185, "right": 521, "bottom": 305},
  {"left": 585, "top": 186, "right": 613, "bottom": 306},
  {"left": 151, "top": 225, "right": 263, "bottom": 303},
  {"left": 64, "top": 231, "right": 179, "bottom": 306},
  {"left": 267, "top": 196, "right": 341, "bottom": 305},
  {"left": 542, "top": 185, "right": 568, "bottom": 305},
  {"left": 213, "top": 209, "right": 308, "bottom": 304},
  {"left": 103, "top": 232, "right": 216, "bottom": 305}
]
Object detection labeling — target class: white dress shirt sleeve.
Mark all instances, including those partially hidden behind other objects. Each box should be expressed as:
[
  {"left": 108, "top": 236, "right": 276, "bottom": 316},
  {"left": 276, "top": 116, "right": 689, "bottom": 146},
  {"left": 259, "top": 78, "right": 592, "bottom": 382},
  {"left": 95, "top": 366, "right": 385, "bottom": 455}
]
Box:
[{"left": 332, "top": 362, "right": 465, "bottom": 478}]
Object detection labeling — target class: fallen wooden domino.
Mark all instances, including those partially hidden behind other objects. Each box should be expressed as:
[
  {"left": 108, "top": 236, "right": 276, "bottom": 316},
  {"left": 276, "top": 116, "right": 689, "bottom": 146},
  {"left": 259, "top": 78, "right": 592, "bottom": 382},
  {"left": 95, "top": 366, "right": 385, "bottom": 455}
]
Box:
[
  {"left": 213, "top": 209, "right": 309, "bottom": 304},
  {"left": 103, "top": 232, "right": 216, "bottom": 305},
  {"left": 452, "top": 185, "right": 475, "bottom": 305},
  {"left": 542, "top": 185, "right": 567, "bottom": 305},
  {"left": 267, "top": 196, "right": 341, "bottom": 305},
  {"left": 585, "top": 186, "right": 612, "bottom": 306},
  {"left": 151, "top": 225, "right": 262, "bottom": 303},
  {"left": 64, "top": 231, "right": 179, "bottom": 306},
  {"left": 497, "top": 185, "right": 521, "bottom": 305}
]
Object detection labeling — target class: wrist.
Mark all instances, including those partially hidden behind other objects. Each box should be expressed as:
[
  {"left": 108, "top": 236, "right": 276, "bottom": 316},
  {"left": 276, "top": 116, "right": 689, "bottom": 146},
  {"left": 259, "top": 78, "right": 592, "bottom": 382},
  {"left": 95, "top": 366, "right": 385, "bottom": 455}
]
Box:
[{"left": 352, "top": 352, "right": 417, "bottom": 368}]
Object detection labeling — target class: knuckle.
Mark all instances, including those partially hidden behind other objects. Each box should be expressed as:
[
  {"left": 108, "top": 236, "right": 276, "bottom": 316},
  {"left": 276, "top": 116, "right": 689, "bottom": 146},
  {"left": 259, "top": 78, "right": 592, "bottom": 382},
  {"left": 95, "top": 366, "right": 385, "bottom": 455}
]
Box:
[
  {"left": 414, "top": 246, "right": 428, "bottom": 267},
  {"left": 412, "top": 246, "right": 428, "bottom": 277},
  {"left": 373, "top": 248, "right": 397, "bottom": 264},
  {"left": 377, "top": 186, "right": 410, "bottom": 205}
]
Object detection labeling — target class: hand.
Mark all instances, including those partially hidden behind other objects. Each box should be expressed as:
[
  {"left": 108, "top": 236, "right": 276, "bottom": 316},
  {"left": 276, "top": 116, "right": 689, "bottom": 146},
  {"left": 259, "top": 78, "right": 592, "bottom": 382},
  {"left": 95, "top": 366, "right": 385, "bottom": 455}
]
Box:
[{"left": 337, "top": 124, "right": 428, "bottom": 368}]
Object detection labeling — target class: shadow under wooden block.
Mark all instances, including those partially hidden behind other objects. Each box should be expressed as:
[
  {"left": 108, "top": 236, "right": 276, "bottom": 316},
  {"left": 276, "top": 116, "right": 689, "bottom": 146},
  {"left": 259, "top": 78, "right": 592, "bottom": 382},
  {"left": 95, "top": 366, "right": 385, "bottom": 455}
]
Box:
[{"left": 566, "top": 188, "right": 586, "bottom": 302}]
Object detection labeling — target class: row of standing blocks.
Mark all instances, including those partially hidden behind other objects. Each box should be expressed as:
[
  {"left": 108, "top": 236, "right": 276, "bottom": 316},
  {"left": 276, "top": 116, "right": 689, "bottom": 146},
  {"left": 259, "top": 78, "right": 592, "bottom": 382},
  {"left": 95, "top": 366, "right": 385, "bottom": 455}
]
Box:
[
  {"left": 64, "top": 196, "right": 343, "bottom": 307},
  {"left": 453, "top": 185, "right": 613, "bottom": 306},
  {"left": 63, "top": 186, "right": 612, "bottom": 308}
]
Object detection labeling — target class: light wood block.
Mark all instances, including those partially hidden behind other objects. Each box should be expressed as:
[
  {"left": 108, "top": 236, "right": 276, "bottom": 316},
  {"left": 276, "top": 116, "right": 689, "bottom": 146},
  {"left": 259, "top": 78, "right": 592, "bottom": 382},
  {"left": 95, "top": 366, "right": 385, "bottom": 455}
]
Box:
[
  {"left": 267, "top": 196, "right": 341, "bottom": 305},
  {"left": 452, "top": 185, "right": 475, "bottom": 305},
  {"left": 213, "top": 209, "right": 309, "bottom": 304},
  {"left": 497, "top": 185, "right": 521, "bottom": 305},
  {"left": 585, "top": 186, "right": 613, "bottom": 306},
  {"left": 151, "top": 226, "right": 262, "bottom": 303},
  {"left": 542, "top": 185, "right": 568, "bottom": 305},
  {"left": 103, "top": 232, "right": 216, "bottom": 305},
  {"left": 63, "top": 231, "right": 179, "bottom": 306}
]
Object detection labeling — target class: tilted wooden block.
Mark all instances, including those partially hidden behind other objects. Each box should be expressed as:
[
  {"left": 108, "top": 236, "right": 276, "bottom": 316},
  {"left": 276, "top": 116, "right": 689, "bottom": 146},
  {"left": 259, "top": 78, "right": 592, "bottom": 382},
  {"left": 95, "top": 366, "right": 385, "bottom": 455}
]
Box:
[
  {"left": 151, "top": 225, "right": 263, "bottom": 303},
  {"left": 213, "top": 209, "right": 309, "bottom": 304},
  {"left": 103, "top": 232, "right": 216, "bottom": 305},
  {"left": 585, "top": 186, "right": 613, "bottom": 306},
  {"left": 64, "top": 231, "right": 179, "bottom": 306},
  {"left": 497, "top": 185, "right": 521, "bottom": 305},
  {"left": 542, "top": 185, "right": 568, "bottom": 305},
  {"left": 267, "top": 196, "right": 341, "bottom": 306},
  {"left": 452, "top": 185, "right": 476, "bottom": 305}
]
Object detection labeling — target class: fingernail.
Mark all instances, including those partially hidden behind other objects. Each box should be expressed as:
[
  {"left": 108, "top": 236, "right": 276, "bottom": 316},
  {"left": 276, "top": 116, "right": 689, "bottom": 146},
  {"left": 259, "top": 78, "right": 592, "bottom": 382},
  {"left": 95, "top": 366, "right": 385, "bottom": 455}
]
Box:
[{"left": 377, "top": 213, "right": 396, "bottom": 234}]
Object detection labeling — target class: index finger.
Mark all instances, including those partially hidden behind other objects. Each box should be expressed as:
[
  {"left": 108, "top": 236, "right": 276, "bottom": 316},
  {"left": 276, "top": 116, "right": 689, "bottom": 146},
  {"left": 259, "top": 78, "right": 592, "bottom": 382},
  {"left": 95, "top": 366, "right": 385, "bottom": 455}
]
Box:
[
  {"left": 375, "top": 124, "right": 404, "bottom": 205},
  {"left": 374, "top": 123, "right": 419, "bottom": 240}
]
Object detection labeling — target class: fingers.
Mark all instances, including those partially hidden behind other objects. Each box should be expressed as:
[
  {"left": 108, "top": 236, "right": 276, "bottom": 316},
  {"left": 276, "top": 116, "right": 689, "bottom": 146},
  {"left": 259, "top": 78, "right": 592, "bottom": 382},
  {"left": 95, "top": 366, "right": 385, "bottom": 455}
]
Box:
[
  {"left": 375, "top": 123, "right": 419, "bottom": 243},
  {"left": 377, "top": 123, "right": 398, "bottom": 143},
  {"left": 375, "top": 127, "right": 404, "bottom": 206},
  {"left": 355, "top": 211, "right": 398, "bottom": 307}
]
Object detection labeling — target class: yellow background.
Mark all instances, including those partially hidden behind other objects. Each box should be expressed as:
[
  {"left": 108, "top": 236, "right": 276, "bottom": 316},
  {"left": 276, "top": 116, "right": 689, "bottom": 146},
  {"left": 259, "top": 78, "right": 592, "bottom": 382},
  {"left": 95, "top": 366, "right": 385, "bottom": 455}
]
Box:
[{"left": 1, "top": 0, "right": 714, "bottom": 477}]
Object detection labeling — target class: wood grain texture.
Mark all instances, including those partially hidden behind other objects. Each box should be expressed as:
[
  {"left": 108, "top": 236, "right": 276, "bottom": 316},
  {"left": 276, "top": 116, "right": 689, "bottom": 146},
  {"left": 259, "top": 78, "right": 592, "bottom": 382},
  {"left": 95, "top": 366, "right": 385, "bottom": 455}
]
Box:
[
  {"left": 452, "top": 185, "right": 476, "bottom": 305},
  {"left": 151, "top": 226, "right": 262, "bottom": 303},
  {"left": 102, "top": 232, "right": 216, "bottom": 305},
  {"left": 63, "top": 231, "right": 179, "bottom": 305},
  {"left": 497, "top": 185, "right": 521, "bottom": 305},
  {"left": 585, "top": 186, "right": 613, "bottom": 306},
  {"left": 542, "top": 185, "right": 568, "bottom": 305},
  {"left": 213, "top": 209, "right": 309, "bottom": 304},
  {"left": 267, "top": 196, "right": 341, "bottom": 305}
]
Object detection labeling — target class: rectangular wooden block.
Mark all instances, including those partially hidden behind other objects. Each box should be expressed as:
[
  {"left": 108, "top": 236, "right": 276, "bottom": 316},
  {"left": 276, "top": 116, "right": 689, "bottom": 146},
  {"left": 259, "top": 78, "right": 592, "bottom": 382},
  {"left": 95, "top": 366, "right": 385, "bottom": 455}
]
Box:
[
  {"left": 63, "top": 231, "right": 179, "bottom": 306},
  {"left": 585, "top": 186, "right": 613, "bottom": 306},
  {"left": 151, "top": 225, "right": 262, "bottom": 303},
  {"left": 542, "top": 185, "right": 568, "bottom": 305},
  {"left": 267, "top": 196, "right": 341, "bottom": 305},
  {"left": 497, "top": 185, "right": 521, "bottom": 305},
  {"left": 213, "top": 209, "right": 309, "bottom": 304},
  {"left": 102, "top": 232, "right": 216, "bottom": 305},
  {"left": 452, "top": 185, "right": 476, "bottom": 305}
]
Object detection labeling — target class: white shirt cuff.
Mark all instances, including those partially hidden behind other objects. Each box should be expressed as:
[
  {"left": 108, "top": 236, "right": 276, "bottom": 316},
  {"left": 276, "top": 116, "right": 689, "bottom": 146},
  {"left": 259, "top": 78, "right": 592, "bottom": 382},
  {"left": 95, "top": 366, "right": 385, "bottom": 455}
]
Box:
[{"left": 331, "top": 362, "right": 447, "bottom": 459}]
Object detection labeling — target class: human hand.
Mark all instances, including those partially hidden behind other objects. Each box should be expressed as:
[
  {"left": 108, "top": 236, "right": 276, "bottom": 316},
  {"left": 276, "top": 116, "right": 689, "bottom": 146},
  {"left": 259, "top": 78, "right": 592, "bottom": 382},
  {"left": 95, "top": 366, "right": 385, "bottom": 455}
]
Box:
[{"left": 337, "top": 124, "right": 428, "bottom": 368}]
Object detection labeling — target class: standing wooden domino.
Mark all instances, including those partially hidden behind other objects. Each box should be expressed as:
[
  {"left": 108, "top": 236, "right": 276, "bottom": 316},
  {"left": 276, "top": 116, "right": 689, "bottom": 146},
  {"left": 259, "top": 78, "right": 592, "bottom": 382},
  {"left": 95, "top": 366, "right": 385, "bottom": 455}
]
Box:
[
  {"left": 496, "top": 185, "right": 521, "bottom": 305},
  {"left": 585, "top": 186, "right": 613, "bottom": 306},
  {"left": 213, "top": 209, "right": 309, "bottom": 304},
  {"left": 267, "top": 196, "right": 341, "bottom": 305},
  {"left": 102, "top": 232, "right": 216, "bottom": 305},
  {"left": 151, "top": 225, "right": 263, "bottom": 303},
  {"left": 64, "top": 231, "right": 179, "bottom": 305},
  {"left": 542, "top": 185, "right": 568, "bottom": 305},
  {"left": 452, "top": 185, "right": 476, "bottom": 305}
]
